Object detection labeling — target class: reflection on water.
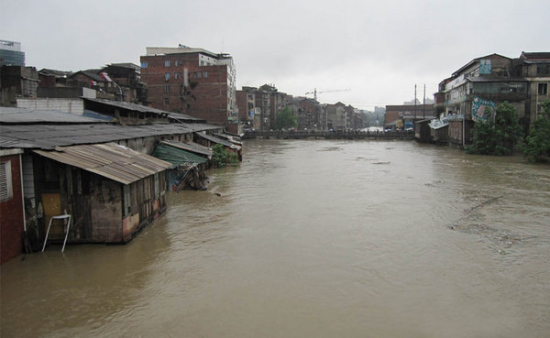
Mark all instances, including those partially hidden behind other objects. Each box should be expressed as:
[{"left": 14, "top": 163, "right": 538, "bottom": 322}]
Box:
[{"left": 2, "top": 139, "right": 549, "bottom": 337}]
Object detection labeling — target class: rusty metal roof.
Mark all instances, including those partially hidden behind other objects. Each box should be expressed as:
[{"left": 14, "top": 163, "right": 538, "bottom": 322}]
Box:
[{"left": 34, "top": 143, "right": 173, "bottom": 185}]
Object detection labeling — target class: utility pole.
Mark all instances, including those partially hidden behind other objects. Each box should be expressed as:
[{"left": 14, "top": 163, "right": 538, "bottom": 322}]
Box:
[
  {"left": 423, "top": 84, "right": 426, "bottom": 119},
  {"left": 414, "top": 84, "right": 417, "bottom": 131}
]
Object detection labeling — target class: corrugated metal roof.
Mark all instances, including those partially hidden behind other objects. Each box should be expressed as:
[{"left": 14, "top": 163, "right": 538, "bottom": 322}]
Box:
[
  {"left": 196, "top": 132, "right": 241, "bottom": 150},
  {"left": 83, "top": 97, "right": 168, "bottom": 115},
  {"left": 34, "top": 143, "right": 173, "bottom": 185},
  {"left": 213, "top": 132, "right": 243, "bottom": 145},
  {"left": 161, "top": 140, "right": 212, "bottom": 157},
  {"left": 0, "top": 107, "right": 107, "bottom": 124},
  {"left": 152, "top": 143, "right": 207, "bottom": 165},
  {"left": 167, "top": 112, "right": 207, "bottom": 123},
  {"left": 0, "top": 123, "right": 222, "bottom": 150}
]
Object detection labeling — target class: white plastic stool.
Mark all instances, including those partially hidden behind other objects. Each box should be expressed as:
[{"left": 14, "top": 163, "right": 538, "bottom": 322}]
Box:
[{"left": 42, "top": 215, "right": 71, "bottom": 253}]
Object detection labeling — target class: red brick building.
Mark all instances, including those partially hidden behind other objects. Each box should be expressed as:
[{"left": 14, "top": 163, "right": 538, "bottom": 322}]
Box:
[
  {"left": 140, "top": 46, "right": 237, "bottom": 131},
  {"left": 295, "top": 98, "right": 323, "bottom": 131},
  {"left": 1, "top": 149, "right": 25, "bottom": 264}
]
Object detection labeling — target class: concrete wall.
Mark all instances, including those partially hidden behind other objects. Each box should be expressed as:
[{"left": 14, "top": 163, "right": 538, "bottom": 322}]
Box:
[{"left": 17, "top": 98, "right": 85, "bottom": 114}]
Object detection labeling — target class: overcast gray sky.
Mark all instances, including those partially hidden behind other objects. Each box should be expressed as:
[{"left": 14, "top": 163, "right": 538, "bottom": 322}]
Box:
[{"left": 2, "top": 0, "right": 549, "bottom": 110}]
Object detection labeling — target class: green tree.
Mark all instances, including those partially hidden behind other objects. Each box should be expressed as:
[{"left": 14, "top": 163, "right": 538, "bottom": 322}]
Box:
[
  {"left": 212, "top": 144, "right": 239, "bottom": 168},
  {"left": 523, "top": 100, "right": 550, "bottom": 163},
  {"left": 466, "top": 101, "right": 523, "bottom": 156},
  {"left": 275, "top": 107, "right": 298, "bottom": 130}
]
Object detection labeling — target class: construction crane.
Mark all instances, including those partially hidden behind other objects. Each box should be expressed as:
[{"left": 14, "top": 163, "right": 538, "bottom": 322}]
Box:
[{"left": 305, "top": 88, "right": 350, "bottom": 101}]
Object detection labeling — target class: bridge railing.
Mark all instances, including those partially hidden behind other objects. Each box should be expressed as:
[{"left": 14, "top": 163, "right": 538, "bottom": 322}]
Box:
[{"left": 242, "top": 130, "right": 415, "bottom": 140}]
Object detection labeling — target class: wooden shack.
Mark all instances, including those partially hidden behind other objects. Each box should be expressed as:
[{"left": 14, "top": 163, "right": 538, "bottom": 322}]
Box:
[{"left": 33, "top": 143, "right": 172, "bottom": 244}]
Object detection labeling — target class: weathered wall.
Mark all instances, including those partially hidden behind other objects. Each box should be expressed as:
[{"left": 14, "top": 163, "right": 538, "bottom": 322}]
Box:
[
  {"left": 17, "top": 98, "right": 84, "bottom": 114},
  {"left": 89, "top": 176, "right": 123, "bottom": 242},
  {"left": 448, "top": 120, "right": 474, "bottom": 146},
  {"left": 0, "top": 153, "right": 24, "bottom": 264},
  {"left": 122, "top": 172, "right": 167, "bottom": 242}
]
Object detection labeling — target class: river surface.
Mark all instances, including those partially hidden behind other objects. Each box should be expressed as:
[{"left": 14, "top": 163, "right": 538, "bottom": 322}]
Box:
[{"left": 2, "top": 139, "right": 550, "bottom": 337}]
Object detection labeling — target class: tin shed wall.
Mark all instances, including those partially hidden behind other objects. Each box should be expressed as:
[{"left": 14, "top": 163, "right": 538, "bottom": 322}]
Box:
[{"left": 58, "top": 165, "right": 123, "bottom": 243}]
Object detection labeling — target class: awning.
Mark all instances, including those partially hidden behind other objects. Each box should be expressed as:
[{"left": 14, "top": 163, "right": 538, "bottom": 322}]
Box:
[
  {"left": 160, "top": 139, "right": 212, "bottom": 158},
  {"left": 152, "top": 143, "right": 207, "bottom": 166},
  {"left": 34, "top": 143, "right": 173, "bottom": 185}
]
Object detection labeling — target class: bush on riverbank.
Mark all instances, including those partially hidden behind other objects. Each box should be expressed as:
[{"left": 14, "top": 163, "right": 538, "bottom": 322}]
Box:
[
  {"left": 466, "top": 101, "right": 523, "bottom": 156},
  {"left": 212, "top": 144, "right": 239, "bottom": 168},
  {"left": 523, "top": 100, "right": 550, "bottom": 163}
]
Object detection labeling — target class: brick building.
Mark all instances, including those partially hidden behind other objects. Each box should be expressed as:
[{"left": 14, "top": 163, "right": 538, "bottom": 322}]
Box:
[
  {"left": 0, "top": 66, "right": 39, "bottom": 106},
  {"left": 140, "top": 46, "right": 237, "bottom": 131},
  {"left": 236, "top": 84, "right": 291, "bottom": 131},
  {"left": 294, "top": 97, "right": 323, "bottom": 131},
  {"left": 385, "top": 103, "right": 435, "bottom": 130},
  {"left": 325, "top": 102, "right": 348, "bottom": 130}
]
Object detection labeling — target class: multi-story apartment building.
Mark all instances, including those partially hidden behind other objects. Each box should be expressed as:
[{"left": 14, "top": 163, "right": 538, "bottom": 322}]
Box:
[
  {"left": 442, "top": 53, "right": 529, "bottom": 123},
  {"left": 325, "top": 102, "right": 347, "bottom": 130},
  {"left": 295, "top": 97, "right": 323, "bottom": 131},
  {"left": 140, "top": 45, "right": 237, "bottom": 131},
  {"left": 236, "top": 84, "right": 291, "bottom": 131},
  {"left": 432, "top": 51, "right": 549, "bottom": 146},
  {"left": 514, "top": 52, "right": 550, "bottom": 124},
  {"left": 236, "top": 86, "right": 259, "bottom": 130}
]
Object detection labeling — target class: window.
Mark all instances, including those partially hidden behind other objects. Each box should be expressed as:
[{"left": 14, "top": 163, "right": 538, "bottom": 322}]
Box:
[
  {"left": 0, "top": 161, "right": 13, "bottom": 202},
  {"left": 175, "top": 60, "right": 179, "bottom": 67},
  {"left": 165, "top": 85, "right": 171, "bottom": 93},
  {"left": 141, "top": 62, "right": 148, "bottom": 69},
  {"left": 164, "top": 98, "right": 170, "bottom": 105},
  {"left": 203, "top": 71, "right": 209, "bottom": 78},
  {"left": 537, "top": 64, "right": 550, "bottom": 76},
  {"left": 174, "top": 72, "right": 179, "bottom": 79},
  {"left": 538, "top": 83, "right": 548, "bottom": 95},
  {"left": 165, "top": 73, "right": 170, "bottom": 81},
  {"left": 165, "top": 60, "right": 171, "bottom": 67},
  {"left": 197, "top": 72, "right": 201, "bottom": 79}
]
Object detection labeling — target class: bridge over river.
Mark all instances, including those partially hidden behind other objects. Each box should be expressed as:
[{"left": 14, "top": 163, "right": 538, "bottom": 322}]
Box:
[{"left": 242, "top": 129, "right": 415, "bottom": 140}]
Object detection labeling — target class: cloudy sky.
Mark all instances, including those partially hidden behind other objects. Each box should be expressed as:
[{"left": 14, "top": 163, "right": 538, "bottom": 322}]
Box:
[{"left": 2, "top": 0, "right": 548, "bottom": 110}]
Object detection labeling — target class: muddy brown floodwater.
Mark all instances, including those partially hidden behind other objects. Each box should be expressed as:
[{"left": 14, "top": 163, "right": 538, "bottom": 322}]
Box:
[{"left": 2, "top": 139, "right": 550, "bottom": 337}]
